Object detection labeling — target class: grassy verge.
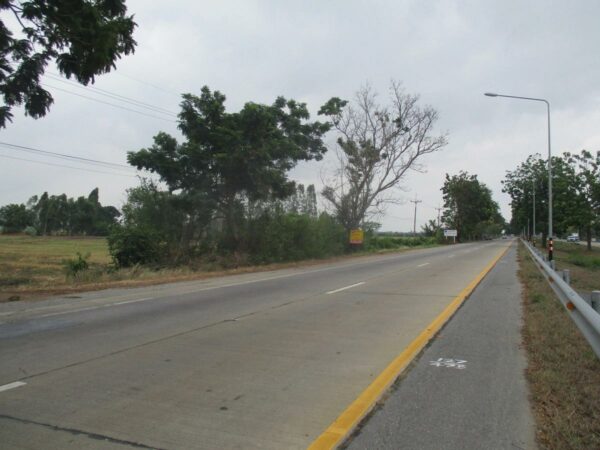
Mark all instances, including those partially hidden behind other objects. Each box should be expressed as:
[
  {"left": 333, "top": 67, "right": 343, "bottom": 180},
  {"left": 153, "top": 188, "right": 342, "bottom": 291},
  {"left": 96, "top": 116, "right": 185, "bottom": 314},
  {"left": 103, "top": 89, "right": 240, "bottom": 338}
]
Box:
[
  {"left": 518, "top": 242, "right": 600, "bottom": 449},
  {"left": 0, "top": 234, "right": 440, "bottom": 302},
  {"left": 531, "top": 241, "right": 600, "bottom": 293}
]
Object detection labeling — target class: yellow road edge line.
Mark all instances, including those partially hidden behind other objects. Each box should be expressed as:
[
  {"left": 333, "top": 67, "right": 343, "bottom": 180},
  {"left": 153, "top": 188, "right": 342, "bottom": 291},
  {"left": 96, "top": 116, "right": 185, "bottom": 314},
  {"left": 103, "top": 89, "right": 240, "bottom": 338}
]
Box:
[{"left": 307, "top": 243, "right": 512, "bottom": 450}]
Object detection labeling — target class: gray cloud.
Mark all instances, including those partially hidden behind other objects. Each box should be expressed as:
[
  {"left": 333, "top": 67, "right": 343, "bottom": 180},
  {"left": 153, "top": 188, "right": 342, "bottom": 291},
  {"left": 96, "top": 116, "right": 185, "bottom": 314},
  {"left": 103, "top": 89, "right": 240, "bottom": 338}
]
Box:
[{"left": 2, "top": 0, "right": 600, "bottom": 231}]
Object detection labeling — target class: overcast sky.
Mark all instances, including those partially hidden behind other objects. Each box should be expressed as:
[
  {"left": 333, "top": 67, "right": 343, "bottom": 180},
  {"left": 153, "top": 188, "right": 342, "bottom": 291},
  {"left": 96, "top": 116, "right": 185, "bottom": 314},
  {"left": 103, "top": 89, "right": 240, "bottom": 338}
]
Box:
[{"left": 2, "top": 0, "right": 600, "bottom": 231}]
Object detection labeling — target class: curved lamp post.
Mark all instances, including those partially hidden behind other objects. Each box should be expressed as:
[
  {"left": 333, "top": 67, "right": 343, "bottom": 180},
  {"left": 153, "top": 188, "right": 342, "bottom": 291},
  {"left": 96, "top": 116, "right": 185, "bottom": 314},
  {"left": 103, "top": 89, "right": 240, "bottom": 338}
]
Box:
[{"left": 484, "top": 92, "right": 553, "bottom": 259}]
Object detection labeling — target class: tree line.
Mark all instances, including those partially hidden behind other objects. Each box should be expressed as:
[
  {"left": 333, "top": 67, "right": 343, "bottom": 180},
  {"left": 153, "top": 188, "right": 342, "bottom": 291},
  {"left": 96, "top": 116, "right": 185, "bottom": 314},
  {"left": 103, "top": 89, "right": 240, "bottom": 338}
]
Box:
[
  {"left": 0, "top": 188, "right": 120, "bottom": 236},
  {"left": 503, "top": 150, "right": 600, "bottom": 249},
  {"left": 109, "top": 83, "right": 446, "bottom": 268},
  {"left": 2, "top": 82, "right": 448, "bottom": 268}
]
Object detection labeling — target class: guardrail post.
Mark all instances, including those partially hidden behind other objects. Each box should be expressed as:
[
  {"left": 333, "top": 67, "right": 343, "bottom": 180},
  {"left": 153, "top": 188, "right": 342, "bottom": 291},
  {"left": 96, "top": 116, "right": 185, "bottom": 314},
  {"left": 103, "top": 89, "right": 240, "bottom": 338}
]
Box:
[
  {"left": 562, "top": 269, "right": 570, "bottom": 285},
  {"left": 550, "top": 260, "right": 556, "bottom": 270},
  {"left": 592, "top": 291, "right": 600, "bottom": 314}
]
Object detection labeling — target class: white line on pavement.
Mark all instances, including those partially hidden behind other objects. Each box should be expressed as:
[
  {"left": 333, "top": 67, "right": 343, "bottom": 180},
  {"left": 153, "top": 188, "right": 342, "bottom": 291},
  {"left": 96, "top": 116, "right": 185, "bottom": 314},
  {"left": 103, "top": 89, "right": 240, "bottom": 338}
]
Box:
[
  {"left": 327, "top": 282, "right": 365, "bottom": 295},
  {"left": 417, "top": 263, "right": 430, "bottom": 267},
  {"left": 38, "top": 298, "right": 155, "bottom": 318},
  {"left": 0, "top": 381, "right": 26, "bottom": 393},
  {"left": 114, "top": 297, "right": 154, "bottom": 306}
]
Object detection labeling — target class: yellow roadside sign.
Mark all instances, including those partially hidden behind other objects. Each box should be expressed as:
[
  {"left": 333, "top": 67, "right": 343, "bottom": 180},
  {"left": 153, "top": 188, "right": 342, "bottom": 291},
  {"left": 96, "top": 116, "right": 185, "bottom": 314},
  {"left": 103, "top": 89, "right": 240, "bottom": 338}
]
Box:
[{"left": 349, "top": 228, "right": 364, "bottom": 244}]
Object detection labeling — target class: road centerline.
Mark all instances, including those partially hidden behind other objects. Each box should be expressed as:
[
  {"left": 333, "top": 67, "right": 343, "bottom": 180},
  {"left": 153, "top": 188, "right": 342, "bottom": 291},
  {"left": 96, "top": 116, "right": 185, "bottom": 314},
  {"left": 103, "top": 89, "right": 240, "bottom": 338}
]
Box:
[
  {"left": 0, "top": 381, "right": 26, "bottom": 393},
  {"left": 417, "top": 262, "right": 430, "bottom": 267},
  {"left": 326, "top": 282, "right": 365, "bottom": 295}
]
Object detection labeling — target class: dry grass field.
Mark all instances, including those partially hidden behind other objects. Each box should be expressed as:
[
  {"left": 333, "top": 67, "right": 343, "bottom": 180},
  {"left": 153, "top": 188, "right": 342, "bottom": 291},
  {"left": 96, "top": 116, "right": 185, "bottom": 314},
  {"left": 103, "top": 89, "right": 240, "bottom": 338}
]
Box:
[
  {"left": 0, "top": 235, "right": 110, "bottom": 292},
  {"left": 519, "top": 242, "right": 600, "bottom": 449}
]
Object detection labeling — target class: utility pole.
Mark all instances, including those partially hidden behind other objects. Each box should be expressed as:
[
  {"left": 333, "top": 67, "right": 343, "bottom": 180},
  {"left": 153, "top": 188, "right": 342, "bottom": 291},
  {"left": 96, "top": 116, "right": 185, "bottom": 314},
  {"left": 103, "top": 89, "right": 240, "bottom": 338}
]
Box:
[
  {"left": 411, "top": 196, "right": 422, "bottom": 236},
  {"left": 435, "top": 205, "right": 442, "bottom": 227}
]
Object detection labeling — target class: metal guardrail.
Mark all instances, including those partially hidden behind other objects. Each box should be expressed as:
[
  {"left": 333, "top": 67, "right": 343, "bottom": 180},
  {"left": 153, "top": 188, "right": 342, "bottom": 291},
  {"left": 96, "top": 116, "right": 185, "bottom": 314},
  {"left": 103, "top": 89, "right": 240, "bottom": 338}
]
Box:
[{"left": 522, "top": 239, "right": 600, "bottom": 358}]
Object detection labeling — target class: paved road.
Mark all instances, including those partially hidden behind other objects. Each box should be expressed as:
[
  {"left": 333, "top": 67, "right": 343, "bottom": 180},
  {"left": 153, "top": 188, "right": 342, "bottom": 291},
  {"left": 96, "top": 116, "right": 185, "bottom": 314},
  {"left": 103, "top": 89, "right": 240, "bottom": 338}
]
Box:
[
  {"left": 346, "top": 244, "right": 536, "bottom": 450},
  {"left": 0, "top": 240, "right": 511, "bottom": 449}
]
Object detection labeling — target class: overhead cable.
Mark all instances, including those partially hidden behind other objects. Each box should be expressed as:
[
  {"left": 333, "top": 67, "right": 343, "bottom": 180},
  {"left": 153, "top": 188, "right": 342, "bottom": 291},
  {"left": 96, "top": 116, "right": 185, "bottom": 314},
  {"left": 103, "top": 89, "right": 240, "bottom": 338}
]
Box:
[
  {"left": 41, "top": 83, "right": 177, "bottom": 123},
  {"left": 0, "top": 141, "right": 135, "bottom": 171},
  {"left": 45, "top": 72, "right": 178, "bottom": 116},
  {"left": 0, "top": 153, "right": 138, "bottom": 177}
]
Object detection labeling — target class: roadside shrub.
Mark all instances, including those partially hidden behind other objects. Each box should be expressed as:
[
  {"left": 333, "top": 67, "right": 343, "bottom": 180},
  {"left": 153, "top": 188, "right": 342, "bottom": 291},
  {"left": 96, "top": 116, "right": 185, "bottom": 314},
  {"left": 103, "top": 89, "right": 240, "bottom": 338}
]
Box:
[
  {"left": 107, "top": 224, "right": 163, "bottom": 268},
  {"left": 23, "top": 226, "right": 37, "bottom": 236},
  {"left": 244, "top": 211, "right": 346, "bottom": 264},
  {"left": 365, "top": 235, "right": 436, "bottom": 250},
  {"left": 63, "top": 252, "right": 90, "bottom": 278}
]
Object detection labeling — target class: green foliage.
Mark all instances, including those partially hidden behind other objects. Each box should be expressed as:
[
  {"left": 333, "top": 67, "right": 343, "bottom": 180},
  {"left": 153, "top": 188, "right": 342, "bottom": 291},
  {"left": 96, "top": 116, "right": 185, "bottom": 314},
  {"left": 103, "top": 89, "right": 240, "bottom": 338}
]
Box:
[
  {"left": 107, "top": 224, "right": 162, "bottom": 268},
  {"left": 128, "top": 86, "right": 334, "bottom": 252},
  {"left": 568, "top": 254, "right": 600, "bottom": 269},
  {"left": 0, "top": 0, "right": 137, "bottom": 127},
  {"left": 63, "top": 252, "right": 90, "bottom": 278},
  {"left": 421, "top": 219, "right": 440, "bottom": 237},
  {"left": 366, "top": 235, "right": 436, "bottom": 250},
  {"left": 442, "top": 171, "right": 504, "bottom": 241},
  {"left": 245, "top": 212, "right": 346, "bottom": 263},
  {"left": 503, "top": 150, "right": 600, "bottom": 247},
  {"left": 0, "top": 203, "right": 34, "bottom": 232},
  {"left": 121, "top": 179, "right": 196, "bottom": 259},
  {"left": 2, "top": 188, "right": 121, "bottom": 236}
]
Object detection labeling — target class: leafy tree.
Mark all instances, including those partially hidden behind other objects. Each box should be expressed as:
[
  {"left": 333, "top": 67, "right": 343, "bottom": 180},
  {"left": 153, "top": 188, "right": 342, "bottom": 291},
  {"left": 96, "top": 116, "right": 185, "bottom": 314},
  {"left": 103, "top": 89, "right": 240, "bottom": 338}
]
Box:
[
  {"left": 421, "top": 219, "right": 440, "bottom": 237},
  {"left": 120, "top": 179, "right": 197, "bottom": 260},
  {"left": 0, "top": 0, "right": 137, "bottom": 127},
  {"left": 19, "top": 187, "right": 119, "bottom": 235},
  {"left": 502, "top": 153, "right": 577, "bottom": 246},
  {"left": 563, "top": 150, "right": 600, "bottom": 250},
  {"left": 319, "top": 81, "right": 447, "bottom": 233},
  {"left": 442, "top": 172, "right": 503, "bottom": 242},
  {"left": 128, "top": 86, "right": 332, "bottom": 253},
  {"left": 0, "top": 202, "right": 34, "bottom": 232}
]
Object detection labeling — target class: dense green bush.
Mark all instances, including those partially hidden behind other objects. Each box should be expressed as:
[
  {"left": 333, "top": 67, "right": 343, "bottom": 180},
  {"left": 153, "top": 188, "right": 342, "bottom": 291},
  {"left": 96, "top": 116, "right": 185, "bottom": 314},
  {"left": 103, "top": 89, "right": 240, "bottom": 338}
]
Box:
[
  {"left": 107, "top": 225, "right": 163, "bottom": 268},
  {"left": 245, "top": 212, "right": 346, "bottom": 263},
  {"left": 63, "top": 252, "right": 90, "bottom": 278},
  {"left": 365, "top": 235, "right": 436, "bottom": 250}
]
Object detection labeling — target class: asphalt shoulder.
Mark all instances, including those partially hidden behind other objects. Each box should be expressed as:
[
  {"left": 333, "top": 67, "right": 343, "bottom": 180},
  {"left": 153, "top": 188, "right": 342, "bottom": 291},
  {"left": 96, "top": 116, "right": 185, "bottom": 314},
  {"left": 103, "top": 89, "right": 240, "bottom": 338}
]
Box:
[{"left": 346, "top": 245, "right": 537, "bottom": 450}]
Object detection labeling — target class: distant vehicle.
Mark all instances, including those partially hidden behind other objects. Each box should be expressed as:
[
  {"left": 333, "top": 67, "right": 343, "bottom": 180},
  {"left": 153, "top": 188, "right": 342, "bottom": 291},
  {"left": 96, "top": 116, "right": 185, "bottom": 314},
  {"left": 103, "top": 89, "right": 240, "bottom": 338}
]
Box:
[{"left": 567, "top": 234, "right": 579, "bottom": 242}]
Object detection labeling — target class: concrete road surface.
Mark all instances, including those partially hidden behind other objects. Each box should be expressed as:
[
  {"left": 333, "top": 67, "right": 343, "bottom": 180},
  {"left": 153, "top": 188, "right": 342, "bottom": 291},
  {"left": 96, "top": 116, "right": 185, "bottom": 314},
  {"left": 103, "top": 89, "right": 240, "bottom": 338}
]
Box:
[
  {"left": 0, "top": 240, "right": 512, "bottom": 449},
  {"left": 346, "top": 244, "right": 536, "bottom": 450}
]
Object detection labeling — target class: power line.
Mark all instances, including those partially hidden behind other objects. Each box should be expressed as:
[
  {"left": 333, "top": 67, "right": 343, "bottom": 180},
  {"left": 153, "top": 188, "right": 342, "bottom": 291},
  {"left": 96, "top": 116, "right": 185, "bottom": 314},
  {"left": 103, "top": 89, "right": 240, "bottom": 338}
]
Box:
[
  {"left": 115, "top": 72, "right": 182, "bottom": 98},
  {"left": 45, "top": 72, "right": 178, "bottom": 116},
  {"left": 41, "top": 83, "right": 177, "bottom": 123},
  {"left": 0, "top": 141, "right": 135, "bottom": 171},
  {"left": 0, "top": 153, "right": 138, "bottom": 177}
]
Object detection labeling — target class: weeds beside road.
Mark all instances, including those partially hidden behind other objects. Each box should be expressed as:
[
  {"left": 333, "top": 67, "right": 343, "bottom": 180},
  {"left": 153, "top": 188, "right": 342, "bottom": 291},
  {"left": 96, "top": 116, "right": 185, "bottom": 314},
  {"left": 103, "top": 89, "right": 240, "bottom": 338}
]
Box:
[{"left": 519, "top": 242, "right": 600, "bottom": 449}]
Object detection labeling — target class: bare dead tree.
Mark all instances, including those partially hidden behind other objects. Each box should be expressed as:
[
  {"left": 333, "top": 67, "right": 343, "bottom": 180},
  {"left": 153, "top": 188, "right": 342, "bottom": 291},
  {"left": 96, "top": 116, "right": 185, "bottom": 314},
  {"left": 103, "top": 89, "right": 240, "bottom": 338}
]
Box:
[{"left": 318, "top": 81, "right": 448, "bottom": 231}]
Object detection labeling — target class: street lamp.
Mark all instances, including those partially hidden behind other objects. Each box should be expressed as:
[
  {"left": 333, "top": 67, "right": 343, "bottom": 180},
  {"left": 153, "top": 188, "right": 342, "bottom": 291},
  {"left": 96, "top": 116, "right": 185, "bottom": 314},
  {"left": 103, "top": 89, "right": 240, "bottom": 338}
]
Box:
[{"left": 484, "top": 92, "right": 553, "bottom": 259}]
